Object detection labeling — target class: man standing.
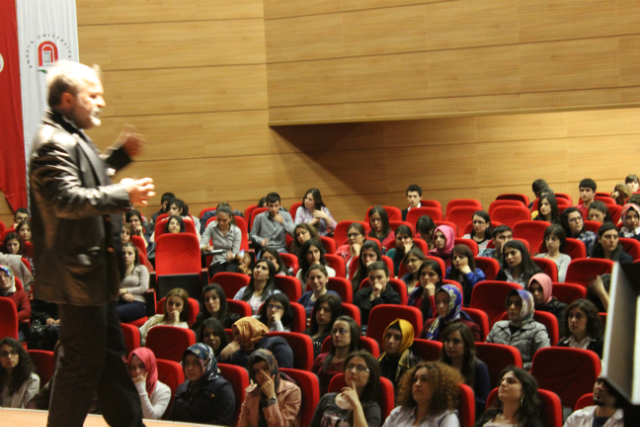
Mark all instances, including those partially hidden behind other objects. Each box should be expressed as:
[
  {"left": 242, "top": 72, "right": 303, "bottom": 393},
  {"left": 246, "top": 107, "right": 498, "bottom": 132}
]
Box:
[
  {"left": 29, "top": 61, "right": 154, "bottom": 427},
  {"left": 564, "top": 378, "right": 624, "bottom": 427}
]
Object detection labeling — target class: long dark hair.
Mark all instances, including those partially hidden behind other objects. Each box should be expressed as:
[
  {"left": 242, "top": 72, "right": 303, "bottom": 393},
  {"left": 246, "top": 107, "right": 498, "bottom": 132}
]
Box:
[
  {"left": 562, "top": 299, "right": 603, "bottom": 340},
  {"left": 591, "top": 222, "right": 625, "bottom": 261},
  {"left": 200, "top": 283, "right": 229, "bottom": 320},
  {"left": 309, "top": 293, "right": 343, "bottom": 336},
  {"left": 197, "top": 318, "right": 229, "bottom": 351},
  {"left": 122, "top": 242, "right": 140, "bottom": 268},
  {"left": 298, "top": 238, "right": 328, "bottom": 282},
  {"left": 0, "top": 232, "right": 25, "bottom": 256},
  {"left": 241, "top": 259, "right": 277, "bottom": 302},
  {"left": 303, "top": 188, "right": 326, "bottom": 211},
  {"left": 351, "top": 240, "right": 381, "bottom": 291},
  {"left": 0, "top": 337, "right": 34, "bottom": 396},
  {"left": 261, "top": 248, "right": 290, "bottom": 276},
  {"left": 392, "top": 225, "right": 414, "bottom": 262},
  {"left": 543, "top": 224, "right": 566, "bottom": 252},
  {"left": 343, "top": 350, "right": 381, "bottom": 406},
  {"left": 290, "top": 224, "right": 320, "bottom": 257},
  {"left": 479, "top": 366, "right": 542, "bottom": 427},
  {"left": 501, "top": 240, "right": 541, "bottom": 284},
  {"left": 448, "top": 244, "right": 477, "bottom": 287},
  {"left": 368, "top": 206, "right": 391, "bottom": 238},
  {"left": 323, "top": 315, "right": 360, "bottom": 371},
  {"left": 417, "top": 259, "right": 443, "bottom": 314},
  {"left": 439, "top": 323, "right": 479, "bottom": 388},
  {"left": 471, "top": 210, "right": 493, "bottom": 240},
  {"left": 536, "top": 194, "right": 560, "bottom": 224},
  {"left": 165, "top": 215, "right": 185, "bottom": 233},
  {"left": 560, "top": 207, "right": 585, "bottom": 237},
  {"left": 257, "top": 293, "right": 293, "bottom": 330}
]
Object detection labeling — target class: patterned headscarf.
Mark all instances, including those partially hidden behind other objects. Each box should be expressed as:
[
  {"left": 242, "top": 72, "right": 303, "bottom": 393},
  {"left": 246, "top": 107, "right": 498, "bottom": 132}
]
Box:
[
  {"left": 182, "top": 343, "right": 218, "bottom": 383},
  {"left": 528, "top": 273, "right": 553, "bottom": 305},
  {"left": 506, "top": 289, "right": 535, "bottom": 327},
  {"left": 234, "top": 317, "right": 269, "bottom": 348},
  {"left": 0, "top": 265, "right": 16, "bottom": 294},
  {"left": 426, "top": 285, "right": 472, "bottom": 340},
  {"left": 247, "top": 349, "right": 279, "bottom": 385},
  {"left": 127, "top": 347, "right": 159, "bottom": 396},
  {"left": 380, "top": 319, "right": 414, "bottom": 357},
  {"left": 428, "top": 225, "right": 455, "bottom": 258},
  {"left": 621, "top": 203, "right": 640, "bottom": 227}
]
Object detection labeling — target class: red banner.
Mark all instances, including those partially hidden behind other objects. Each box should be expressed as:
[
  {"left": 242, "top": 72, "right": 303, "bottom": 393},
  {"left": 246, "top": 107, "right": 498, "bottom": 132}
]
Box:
[{"left": 0, "top": 0, "right": 28, "bottom": 212}]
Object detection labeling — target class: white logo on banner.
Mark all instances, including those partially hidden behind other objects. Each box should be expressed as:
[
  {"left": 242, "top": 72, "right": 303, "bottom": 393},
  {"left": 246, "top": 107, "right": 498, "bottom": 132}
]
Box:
[
  {"left": 24, "top": 34, "right": 74, "bottom": 74},
  {"left": 0, "top": 53, "right": 4, "bottom": 73}
]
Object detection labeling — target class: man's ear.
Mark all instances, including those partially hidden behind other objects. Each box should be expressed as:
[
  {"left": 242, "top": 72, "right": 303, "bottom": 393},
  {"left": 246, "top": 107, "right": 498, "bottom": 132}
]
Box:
[{"left": 58, "top": 91, "right": 76, "bottom": 111}]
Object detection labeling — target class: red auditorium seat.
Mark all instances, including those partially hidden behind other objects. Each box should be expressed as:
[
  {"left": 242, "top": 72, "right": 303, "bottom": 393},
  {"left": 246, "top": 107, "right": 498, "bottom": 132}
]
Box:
[
  {"left": 583, "top": 220, "right": 601, "bottom": 234},
  {"left": 289, "top": 302, "right": 307, "bottom": 333},
  {"left": 470, "top": 281, "right": 521, "bottom": 327},
  {"left": 341, "top": 303, "right": 362, "bottom": 327},
  {"left": 157, "top": 359, "right": 184, "bottom": 419},
  {"left": 496, "top": 193, "right": 529, "bottom": 206},
  {"left": 389, "top": 220, "right": 415, "bottom": 235},
  {"left": 321, "top": 335, "right": 380, "bottom": 358},
  {"left": 307, "top": 277, "right": 352, "bottom": 303},
  {"left": 491, "top": 206, "right": 531, "bottom": 229},
  {"left": 320, "top": 236, "right": 337, "bottom": 255},
  {"left": 279, "top": 368, "right": 320, "bottom": 427},
  {"left": 211, "top": 272, "right": 250, "bottom": 298},
  {"left": 23, "top": 241, "right": 34, "bottom": 259},
  {"left": 270, "top": 332, "right": 313, "bottom": 370},
  {"left": 514, "top": 220, "right": 550, "bottom": 256},
  {"left": 413, "top": 238, "right": 428, "bottom": 253},
  {"left": 244, "top": 205, "right": 258, "bottom": 230},
  {"left": 218, "top": 363, "right": 250, "bottom": 426},
  {"left": 420, "top": 200, "right": 442, "bottom": 210},
  {"left": 500, "top": 310, "right": 559, "bottom": 345},
  {"left": 489, "top": 199, "right": 525, "bottom": 216},
  {"left": 329, "top": 374, "right": 395, "bottom": 419},
  {"left": 619, "top": 237, "right": 640, "bottom": 260},
  {"left": 487, "top": 388, "right": 562, "bottom": 427},
  {"left": 145, "top": 326, "right": 196, "bottom": 362},
  {"left": 552, "top": 282, "right": 586, "bottom": 304},
  {"left": 364, "top": 205, "right": 402, "bottom": 222},
  {"left": 593, "top": 195, "right": 615, "bottom": 206},
  {"left": 475, "top": 342, "right": 523, "bottom": 388},
  {"left": 131, "top": 235, "right": 147, "bottom": 255},
  {"left": 249, "top": 207, "right": 268, "bottom": 230},
  {"left": 454, "top": 238, "right": 479, "bottom": 256},
  {"left": 157, "top": 297, "right": 199, "bottom": 327},
  {"left": 461, "top": 308, "right": 490, "bottom": 341},
  {"left": 155, "top": 233, "right": 205, "bottom": 293},
  {"left": 325, "top": 254, "right": 347, "bottom": 278},
  {"left": 539, "top": 237, "right": 587, "bottom": 260},
  {"left": 121, "top": 323, "right": 141, "bottom": 355},
  {"left": 407, "top": 206, "right": 443, "bottom": 224},
  {"left": 411, "top": 338, "right": 442, "bottom": 361},
  {"left": 608, "top": 204, "right": 622, "bottom": 223},
  {"left": 555, "top": 193, "right": 573, "bottom": 205},
  {"left": 28, "top": 350, "right": 55, "bottom": 385},
  {"left": 474, "top": 257, "right": 500, "bottom": 280},
  {"left": 445, "top": 206, "right": 478, "bottom": 237},
  {"left": 155, "top": 216, "right": 197, "bottom": 240},
  {"left": 279, "top": 253, "right": 299, "bottom": 276},
  {"left": 0, "top": 220, "right": 5, "bottom": 237},
  {"left": 2, "top": 227, "right": 16, "bottom": 240},
  {"left": 531, "top": 347, "right": 601, "bottom": 409},
  {"left": 532, "top": 258, "right": 558, "bottom": 282},
  {"left": 565, "top": 259, "right": 614, "bottom": 287},
  {"left": 574, "top": 393, "right": 594, "bottom": 411},
  {"left": 358, "top": 278, "right": 408, "bottom": 305},
  {"left": 446, "top": 199, "right": 482, "bottom": 212},
  {"left": 274, "top": 275, "right": 302, "bottom": 302},
  {"left": 463, "top": 220, "right": 503, "bottom": 237},
  {"left": 226, "top": 299, "right": 253, "bottom": 318},
  {"left": 365, "top": 305, "right": 422, "bottom": 347},
  {"left": 459, "top": 383, "right": 476, "bottom": 427},
  {"left": 334, "top": 220, "right": 370, "bottom": 246},
  {"left": 289, "top": 202, "right": 302, "bottom": 217},
  {"left": 425, "top": 255, "right": 446, "bottom": 275},
  {"left": 0, "top": 297, "right": 18, "bottom": 340},
  {"left": 198, "top": 207, "right": 217, "bottom": 219}
]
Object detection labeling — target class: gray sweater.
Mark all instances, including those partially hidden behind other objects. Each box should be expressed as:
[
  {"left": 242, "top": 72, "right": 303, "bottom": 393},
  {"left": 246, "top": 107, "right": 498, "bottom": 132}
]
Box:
[
  {"left": 249, "top": 209, "right": 295, "bottom": 251},
  {"left": 119, "top": 264, "right": 149, "bottom": 304},
  {"left": 200, "top": 222, "right": 242, "bottom": 265},
  {"left": 486, "top": 319, "right": 550, "bottom": 370}
]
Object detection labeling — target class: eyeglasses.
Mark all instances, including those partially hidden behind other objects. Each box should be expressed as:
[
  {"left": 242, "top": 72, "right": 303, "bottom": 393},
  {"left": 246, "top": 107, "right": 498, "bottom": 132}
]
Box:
[
  {"left": 0, "top": 350, "right": 17, "bottom": 358},
  {"left": 345, "top": 364, "right": 369, "bottom": 373},
  {"left": 267, "top": 304, "right": 284, "bottom": 311},
  {"left": 332, "top": 327, "right": 349, "bottom": 335},
  {"left": 568, "top": 217, "right": 582, "bottom": 223}
]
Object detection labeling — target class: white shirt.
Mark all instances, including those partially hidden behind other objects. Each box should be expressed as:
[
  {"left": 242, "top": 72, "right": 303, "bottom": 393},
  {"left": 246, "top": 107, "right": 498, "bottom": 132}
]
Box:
[
  {"left": 382, "top": 407, "right": 459, "bottom": 427},
  {"left": 564, "top": 406, "right": 624, "bottom": 427},
  {"left": 568, "top": 334, "right": 596, "bottom": 350},
  {"left": 139, "top": 314, "right": 189, "bottom": 346},
  {"left": 135, "top": 380, "right": 171, "bottom": 420}
]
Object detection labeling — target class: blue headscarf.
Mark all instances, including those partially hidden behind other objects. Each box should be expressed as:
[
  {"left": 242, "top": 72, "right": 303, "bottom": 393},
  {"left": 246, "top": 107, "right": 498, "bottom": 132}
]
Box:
[
  {"left": 506, "top": 289, "right": 535, "bottom": 327},
  {"left": 426, "top": 285, "right": 472, "bottom": 340},
  {"left": 182, "top": 343, "right": 218, "bottom": 383}
]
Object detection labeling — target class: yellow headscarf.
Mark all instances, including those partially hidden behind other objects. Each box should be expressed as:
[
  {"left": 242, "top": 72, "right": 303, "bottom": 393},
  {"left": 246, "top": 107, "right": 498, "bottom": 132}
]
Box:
[
  {"left": 380, "top": 318, "right": 414, "bottom": 357},
  {"left": 233, "top": 317, "right": 269, "bottom": 347}
]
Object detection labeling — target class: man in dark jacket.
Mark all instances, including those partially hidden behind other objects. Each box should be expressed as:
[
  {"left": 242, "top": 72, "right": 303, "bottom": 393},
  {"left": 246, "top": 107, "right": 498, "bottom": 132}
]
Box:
[{"left": 29, "top": 60, "right": 154, "bottom": 427}]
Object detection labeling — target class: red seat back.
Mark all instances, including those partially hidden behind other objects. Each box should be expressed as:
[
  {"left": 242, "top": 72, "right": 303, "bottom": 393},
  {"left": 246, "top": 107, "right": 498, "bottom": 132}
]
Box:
[
  {"left": 461, "top": 308, "right": 490, "bottom": 341},
  {"left": 489, "top": 199, "right": 525, "bottom": 216},
  {"left": 470, "top": 281, "right": 521, "bottom": 327},
  {"left": 234, "top": 216, "right": 249, "bottom": 251},
  {"left": 446, "top": 199, "right": 482, "bottom": 213},
  {"left": 474, "top": 257, "right": 500, "bottom": 280},
  {"left": 279, "top": 253, "right": 299, "bottom": 275},
  {"left": 325, "top": 254, "right": 346, "bottom": 278},
  {"left": 155, "top": 216, "right": 197, "bottom": 240},
  {"left": 433, "top": 220, "right": 459, "bottom": 237},
  {"left": 146, "top": 326, "right": 196, "bottom": 362},
  {"left": 0, "top": 220, "right": 5, "bottom": 237},
  {"left": 459, "top": 383, "right": 476, "bottom": 427},
  {"left": 532, "top": 258, "right": 558, "bottom": 282},
  {"left": 552, "top": 282, "right": 587, "bottom": 305},
  {"left": 0, "top": 297, "right": 18, "bottom": 339},
  {"left": 244, "top": 205, "right": 258, "bottom": 229},
  {"left": 334, "top": 221, "right": 370, "bottom": 247},
  {"left": 131, "top": 235, "right": 147, "bottom": 256},
  {"left": 274, "top": 275, "right": 302, "bottom": 303},
  {"left": 120, "top": 323, "right": 141, "bottom": 355},
  {"left": 226, "top": 299, "right": 253, "bottom": 318},
  {"left": 211, "top": 272, "right": 250, "bottom": 298},
  {"left": 608, "top": 204, "right": 622, "bottom": 223},
  {"left": 157, "top": 359, "right": 185, "bottom": 419},
  {"left": 425, "top": 256, "right": 446, "bottom": 276},
  {"left": 475, "top": 343, "right": 523, "bottom": 388},
  {"left": 218, "top": 363, "right": 250, "bottom": 426},
  {"left": 290, "top": 202, "right": 302, "bottom": 217},
  {"left": 531, "top": 347, "right": 601, "bottom": 409},
  {"left": 445, "top": 206, "right": 478, "bottom": 237},
  {"left": 619, "top": 237, "right": 640, "bottom": 260},
  {"left": 492, "top": 206, "right": 532, "bottom": 229},
  {"left": 421, "top": 200, "right": 442, "bottom": 210},
  {"left": 329, "top": 374, "right": 395, "bottom": 419},
  {"left": 389, "top": 220, "right": 415, "bottom": 236},
  {"left": 358, "top": 278, "right": 408, "bottom": 305},
  {"left": 2, "top": 227, "right": 16, "bottom": 240},
  {"left": 514, "top": 220, "right": 550, "bottom": 256},
  {"left": 365, "top": 305, "right": 422, "bottom": 348},
  {"left": 155, "top": 233, "right": 201, "bottom": 277},
  {"left": 364, "top": 206, "right": 402, "bottom": 223},
  {"left": 487, "top": 388, "right": 562, "bottom": 427},
  {"left": 28, "top": 350, "right": 55, "bottom": 385},
  {"left": 441, "top": 279, "right": 464, "bottom": 296},
  {"left": 583, "top": 220, "right": 601, "bottom": 234},
  {"left": 565, "top": 259, "right": 614, "bottom": 287},
  {"left": 574, "top": 393, "right": 594, "bottom": 411},
  {"left": 341, "top": 303, "right": 361, "bottom": 327},
  {"left": 407, "top": 206, "right": 443, "bottom": 224},
  {"left": 270, "top": 332, "right": 313, "bottom": 370},
  {"left": 327, "top": 277, "right": 353, "bottom": 303},
  {"left": 321, "top": 335, "right": 380, "bottom": 358},
  {"left": 24, "top": 241, "right": 34, "bottom": 258},
  {"left": 280, "top": 368, "right": 319, "bottom": 427},
  {"left": 198, "top": 207, "right": 217, "bottom": 219},
  {"left": 454, "top": 238, "right": 479, "bottom": 256},
  {"left": 157, "top": 297, "right": 199, "bottom": 327},
  {"left": 320, "top": 236, "right": 337, "bottom": 255},
  {"left": 289, "top": 302, "right": 307, "bottom": 333},
  {"left": 411, "top": 338, "right": 442, "bottom": 361},
  {"left": 555, "top": 193, "right": 573, "bottom": 204},
  {"left": 496, "top": 194, "right": 529, "bottom": 206}
]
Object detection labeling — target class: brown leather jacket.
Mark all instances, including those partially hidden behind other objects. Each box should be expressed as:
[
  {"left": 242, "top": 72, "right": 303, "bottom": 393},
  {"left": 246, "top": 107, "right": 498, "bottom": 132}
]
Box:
[
  {"left": 29, "top": 110, "right": 132, "bottom": 305},
  {"left": 238, "top": 378, "right": 301, "bottom": 427}
]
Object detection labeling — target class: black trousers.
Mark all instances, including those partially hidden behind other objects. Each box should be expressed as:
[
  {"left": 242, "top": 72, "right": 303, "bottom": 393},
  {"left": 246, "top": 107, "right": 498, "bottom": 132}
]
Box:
[{"left": 47, "top": 301, "right": 144, "bottom": 427}]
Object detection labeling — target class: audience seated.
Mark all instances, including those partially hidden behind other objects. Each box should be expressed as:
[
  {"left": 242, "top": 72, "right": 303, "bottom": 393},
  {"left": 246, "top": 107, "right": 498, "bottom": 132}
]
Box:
[
  {"left": 200, "top": 205, "right": 243, "bottom": 276},
  {"left": 527, "top": 273, "right": 565, "bottom": 335},
  {"left": 257, "top": 293, "right": 294, "bottom": 332},
  {"left": 416, "top": 215, "right": 436, "bottom": 249},
  {"left": 0, "top": 232, "right": 25, "bottom": 258},
  {"left": 290, "top": 223, "right": 320, "bottom": 257},
  {"left": 146, "top": 192, "right": 174, "bottom": 235},
  {"left": 485, "top": 290, "right": 550, "bottom": 370},
  {"left": 611, "top": 183, "right": 632, "bottom": 207},
  {"left": 439, "top": 323, "right": 491, "bottom": 416},
  {"left": 196, "top": 318, "right": 229, "bottom": 355},
  {"left": 170, "top": 343, "right": 235, "bottom": 425},
  {"left": 350, "top": 240, "right": 382, "bottom": 295},
  {"left": 310, "top": 350, "right": 382, "bottom": 427},
  {"left": 169, "top": 198, "right": 201, "bottom": 239},
  {"left": 116, "top": 242, "right": 149, "bottom": 323},
  {"left": 420, "top": 285, "right": 481, "bottom": 342},
  {"left": 557, "top": 299, "right": 604, "bottom": 359},
  {"left": 399, "top": 247, "right": 425, "bottom": 294},
  {"left": 562, "top": 208, "right": 597, "bottom": 257},
  {"left": 261, "top": 248, "right": 291, "bottom": 276},
  {"left": 402, "top": 184, "right": 423, "bottom": 221},
  {"left": 296, "top": 239, "right": 336, "bottom": 283},
  {"left": 335, "top": 223, "right": 365, "bottom": 278},
  {"left": 564, "top": 378, "right": 624, "bottom": 427},
  {"left": 139, "top": 288, "right": 189, "bottom": 346},
  {"left": 312, "top": 315, "right": 360, "bottom": 396},
  {"left": 353, "top": 261, "right": 401, "bottom": 327},
  {"left": 299, "top": 264, "right": 341, "bottom": 318},
  {"left": 618, "top": 203, "right": 640, "bottom": 241},
  {"left": 474, "top": 366, "right": 544, "bottom": 427},
  {"left": 294, "top": 188, "right": 337, "bottom": 237},
  {"left": 218, "top": 317, "right": 293, "bottom": 369},
  {"left": 250, "top": 192, "right": 295, "bottom": 254},
  {"left": 11, "top": 208, "right": 29, "bottom": 229},
  {"left": 386, "top": 225, "right": 415, "bottom": 278},
  {"left": 408, "top": 259, "right": 443, "bottom": 320},
  {"left": 462, "top": 210, "right": 493, "bottom": 251},
  {"left": 378, "top": 319, "right": 420, "bottom": 391},
  {"left": 15, "top": 220, "right": 32, "bottom": 245},
  {"left": 495, "top": 240, "right": 542, "bottom": 287},
  {"left": 587, "top": 200, "right": 612, "bottom": 224},
  {"left": 0, "top": 265, "right": 31, "bottom": 341},
  {"left": 429, "top": 225, "right": 456, "bottom": 269},
  {"left": 368, "top": 206, "right": 395, "bottom": 255},
  {"left": 234, "top": 259, "right": 281, "bottom": 315},
  {"left": 304, "top": 293, "right": 343, "bottom": 359},
  {"left": 127, "top": 347, "right": 171, "bottom": 420},
  {"left": 0, "top": 337, "right": 39, "bottom": 408},
  {"left": 478, "top": 225, "right": 513, "bottom": 268},
  {"left": 591, "top": 223, "right": 632, "bottom": 262},
  {"left": 126, "top": 209, "right": 148, "bottom": 244},
  {"left": 239, "top": 349, "right": 302, "bottom": 427},
  {"left": 192, "top": 283, "right": 240, "bottom": 331},
  {"left": 534, "top": 225, "right": 571, "bottom": 282},
  {"left": 382, "top": 361, "right": 462, "bottom": 427},
  {"left": 575, "top": 179, "right": 597, "bottom": 220},
  {"left": 446, "top": 245, "right": 486, "bottom": 306}
]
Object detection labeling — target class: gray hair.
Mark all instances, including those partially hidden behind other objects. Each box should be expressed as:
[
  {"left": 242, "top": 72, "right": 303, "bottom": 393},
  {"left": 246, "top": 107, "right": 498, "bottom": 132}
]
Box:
[{"left": 46, "top": 60, "right": 101, "bottom": 107}]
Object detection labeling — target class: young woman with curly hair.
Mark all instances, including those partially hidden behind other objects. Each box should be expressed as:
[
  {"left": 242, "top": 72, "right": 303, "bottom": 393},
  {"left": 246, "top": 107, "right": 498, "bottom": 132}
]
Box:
[
  {"left": 557, "top": 299, "right": 604, "bottom": 358},
  {"left": 383, "top": 361, "right": 463, "bottom": 427},
  {"left": 0, "top": 337, "right": 40, "bottom": 408},
  {"left": 290, "top": 223, "right": 320, "bottom": 256}
]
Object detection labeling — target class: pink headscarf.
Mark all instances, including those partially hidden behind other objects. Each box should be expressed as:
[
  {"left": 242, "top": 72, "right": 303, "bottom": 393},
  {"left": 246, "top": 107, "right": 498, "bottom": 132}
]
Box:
[
  {"left": 621, "top": 203, "right": 640, "bottom": 225},
  {"left": 428, "top": 225, "right": 456, "bottom": 258},
  {"left": 528, "top": 273, "right": 553, "bottom": 305},
  {"left": 127, "top": 347, "right": 158, "bottom": 395}
]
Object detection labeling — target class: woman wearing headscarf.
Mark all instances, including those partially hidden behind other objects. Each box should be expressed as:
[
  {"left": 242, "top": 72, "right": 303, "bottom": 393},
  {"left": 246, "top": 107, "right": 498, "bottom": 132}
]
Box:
[
  {"left": 0, "top": 265, "right": 30, "bottom": 341},
  {"left": 170, "top": 343, "right": 235, "bottom": 425},
  {"left": 377, "top": 319, "right": 421, "bottom": 390},
  {"left": 528, "top": 273, "right": 566, "bottom": 334},
  {"left": 486, "top": 290, "right": 550, "bottom": 370},
  {"left": 239, "top": 349, "right": 302, "bottom": 427},
  {"left": 218, "top": 317, "right": 294, "bottom": 369},
  {"left": 419, "top": 285, "right": 482, "bottom": 342},
  {"left": 127, "top": 348, "right": 171, "bottom": 420},
  {"left": 619, "top": 203, "right": 640, "bottom": 241},
  {"left": 428, "top": 225, "right": 455, "bottom": 269}
]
